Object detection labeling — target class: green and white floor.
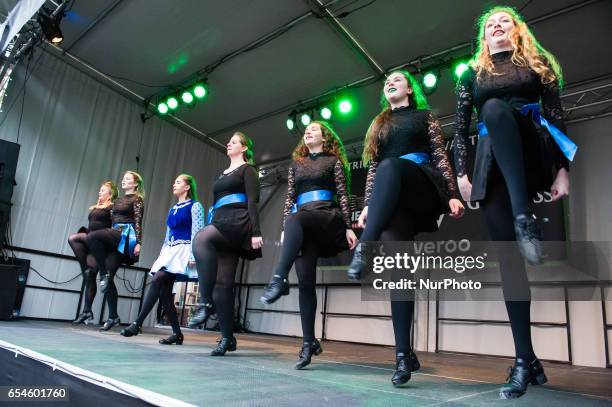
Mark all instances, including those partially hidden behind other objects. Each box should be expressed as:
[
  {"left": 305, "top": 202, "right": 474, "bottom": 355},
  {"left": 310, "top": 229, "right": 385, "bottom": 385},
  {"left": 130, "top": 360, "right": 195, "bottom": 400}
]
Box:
[{"left": 0, "top": 320, "right": 610, "bottom": 406}]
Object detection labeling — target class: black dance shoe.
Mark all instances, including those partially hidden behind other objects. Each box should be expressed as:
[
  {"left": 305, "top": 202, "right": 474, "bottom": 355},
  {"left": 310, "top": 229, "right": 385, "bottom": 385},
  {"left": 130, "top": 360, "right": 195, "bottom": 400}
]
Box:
[
  {"left": 294, "top": 339, "right": 323, "bottom": 370},
  {"left": 99, "top": 274, "right": 111, "bottom": 294},
  {"left": 159, "top": 333, "right": 184, "bottom": 345},
  {"left": 391, "top": 351, "right": 418, "bottom": 386},
  {"left": 347, "top": 243, "right": 367, "bottom": 280},
  {"left": 72, "top": 311, "right": 94, "bottom": 325},
  {"left": 188, "top": 301, "right": 215, "bottom": 328},
  {"left": 210, "top": 336, "right": 237, "bottom": 356},
  {"left": 120, "top": 322, "right": 141, "bottom": 337},
  {"left": 99, "top": 317, "right": 120, "bottom": 332},
  {"left": 260, "top": 277, "right": 290, "bottom": 304},
  {"left": 514, "top": 213, "right": 543, "bottom": 265},
  {"left": 409, "top": 349, "right": 421, "bottom": 372},
  {"left": 500, "top": 358, "right": 547, "bottom": 399}
]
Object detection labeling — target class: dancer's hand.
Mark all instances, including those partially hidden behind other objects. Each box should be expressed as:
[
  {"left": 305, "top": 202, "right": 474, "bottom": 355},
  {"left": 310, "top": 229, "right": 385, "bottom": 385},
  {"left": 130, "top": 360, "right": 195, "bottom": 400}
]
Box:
[
  {"left": 188, "top": 261, "right": 195, "bottom": 268},
  {"left": 134, "top": 244, "right": 141, "bottom": 257},
  {"left": 357, "top": 206, "right": 368, "bottom": 229},
  {"left": 252, "top": 236, "right": 263, "bottom": 250},
  {"left": 346, "top": 229, "right": 358, "bottom": 250},
  {"left": 457, "top": 175, "right": 472, "bottom": 202},
  {"left": 448, "top": 199, "right": 465, "bottom": 218},
  {"left": 550, "top": 168, "right": 569, "bottom": 201}
]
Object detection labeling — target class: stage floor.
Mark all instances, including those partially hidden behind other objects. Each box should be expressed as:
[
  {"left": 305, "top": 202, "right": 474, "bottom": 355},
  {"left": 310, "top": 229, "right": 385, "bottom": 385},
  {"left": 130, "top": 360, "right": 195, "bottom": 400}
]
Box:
[{"left": 0, "top": 320, "right": 610, "bottom": 406}]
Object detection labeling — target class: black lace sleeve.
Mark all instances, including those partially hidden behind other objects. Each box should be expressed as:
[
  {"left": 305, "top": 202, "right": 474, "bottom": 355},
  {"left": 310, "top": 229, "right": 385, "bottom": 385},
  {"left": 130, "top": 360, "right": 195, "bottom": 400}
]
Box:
[
  {"left": 453, "top": 68, "right": 475, "bottom": 178},
  {"left": 427, "top": 112, "right": 460, "bottom": 199},
  {"left": 243, "top": 166, "right": 262, "bottom": 237},
  {"left": 541, "top": 75, "right": 570, "bottom": 171},
  {"left": 282, "top": 166, "right": 296, "bottom": 229},
  {"left": 133, "top": 196, "right": 144, "bottom": 245},
  {"left": 363, "top": 159, "right": 378, "bottom": 206},
  {"left": 333, "top": 160, "right": 352, "bottom": 228}
]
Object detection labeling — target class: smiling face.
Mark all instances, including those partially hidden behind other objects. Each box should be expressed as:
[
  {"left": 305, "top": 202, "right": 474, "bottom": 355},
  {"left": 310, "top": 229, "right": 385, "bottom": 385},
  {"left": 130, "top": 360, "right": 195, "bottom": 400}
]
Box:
[
  {"left": 384, "top": 72, "right": 413, "bottom": 105},
  {"left": 303, "top": 122, "right": 324, "bottom": 149},
  {"left": 172, "top": 176, "right": 190, "bottom": 198},
  {"left": 98, "top": 184, "right": 113, "bottom": 203},
  {"left": 226, "top": 134, "right": 247, "bottom": 158},
  {"left": 484, "top": 11, "right": 515, "bottom": 51},
  {"left": 121, "top": 172, "right": 137, "bottom": 192}
]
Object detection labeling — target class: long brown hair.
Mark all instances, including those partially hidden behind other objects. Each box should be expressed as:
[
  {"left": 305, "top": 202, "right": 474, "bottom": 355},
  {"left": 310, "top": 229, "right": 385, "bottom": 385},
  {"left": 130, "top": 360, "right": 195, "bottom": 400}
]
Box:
[
  {"left": 362, "top": 70, "right": 430, "bottom": 165},
  {"left": 234, "top": 132, "right": 255, "bottom": 165},
  {"left": 471, "top": 6, "right": 563, "bottom": 86},
  {"left": 89, "top": 181, "right": 118, "bottom": 210},
  {"left": 292, "top": 121, "right": 351, "bottom": 190},
  {"left": 124, "top": 170, "right": 145, "bottom": 199}
]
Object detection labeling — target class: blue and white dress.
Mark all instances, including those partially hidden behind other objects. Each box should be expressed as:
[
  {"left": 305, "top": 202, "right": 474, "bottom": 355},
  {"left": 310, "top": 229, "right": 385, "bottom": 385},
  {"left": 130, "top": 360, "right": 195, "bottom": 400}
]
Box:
[{"left": 150, "top": 199, "right": 205, "bottom": 281}]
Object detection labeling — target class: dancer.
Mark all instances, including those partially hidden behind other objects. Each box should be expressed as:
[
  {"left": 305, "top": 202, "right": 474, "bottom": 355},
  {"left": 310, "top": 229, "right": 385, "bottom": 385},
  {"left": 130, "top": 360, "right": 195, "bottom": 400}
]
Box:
[
  {"left": 120, "top": 174, "right": 205, "bottom": 344},
  {"left": 70, "top": 181, "right": 118, "bottom": 325},
  {"left": 346, "top": 70, "right": 464, "bottom": 386},
  {"left": 86, "top": 171, "right": 145, "bottom": 331},
  {"left": 260, "top": 121, "right": 357, "bottom": 369},
  {"left": 189, "top": 132, "right": 262, "bottom": 356},
  {"left": 452, "top": 7, "right": 574, "bottom": 399}
]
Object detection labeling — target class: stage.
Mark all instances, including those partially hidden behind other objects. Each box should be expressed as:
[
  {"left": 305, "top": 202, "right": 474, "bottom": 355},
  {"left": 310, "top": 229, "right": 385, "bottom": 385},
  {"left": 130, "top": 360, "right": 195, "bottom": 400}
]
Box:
[{"left": 0, "top": 320, "right": 610, "bottom": 406}]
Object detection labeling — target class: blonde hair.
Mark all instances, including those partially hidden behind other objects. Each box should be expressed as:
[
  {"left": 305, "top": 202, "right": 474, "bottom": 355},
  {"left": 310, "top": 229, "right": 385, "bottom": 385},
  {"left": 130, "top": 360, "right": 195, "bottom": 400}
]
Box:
[
  {"left": 89, "top": 181, "right": 118, "bottom": 210},
  {"left": 124, "top": 170, "right": 145, "bottom": 199},
  {"left": 471, "top": 6, "right": 563, "bottom": 86}
]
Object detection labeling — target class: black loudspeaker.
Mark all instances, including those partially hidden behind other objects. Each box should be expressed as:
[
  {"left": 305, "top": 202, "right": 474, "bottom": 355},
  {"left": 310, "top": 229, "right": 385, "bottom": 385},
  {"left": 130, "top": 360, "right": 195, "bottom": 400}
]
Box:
[
  {"left": 0, "top": 139, "right": 19, "bottom": 250},
  {"left": 0, "top": 259, "right": 29, "bottom": 320}
]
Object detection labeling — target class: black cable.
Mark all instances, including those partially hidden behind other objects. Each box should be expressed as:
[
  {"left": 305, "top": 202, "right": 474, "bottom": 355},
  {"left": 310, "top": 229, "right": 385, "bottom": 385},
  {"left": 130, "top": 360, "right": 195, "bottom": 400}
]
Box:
[
  {"left": 29, "top": 266, "right": 81, "bottom": 285},
  {"left": 519, "top": 0, "right": 534, "bottom": 13},
  {"left": 0, "top": 46, "right": 44, "bottom": 130},
  {"left": 15, "top": 48, "right": 34, "bottom": 144},
  {"left": 335, "top": 0, "right": 378, "bottom": 18}
]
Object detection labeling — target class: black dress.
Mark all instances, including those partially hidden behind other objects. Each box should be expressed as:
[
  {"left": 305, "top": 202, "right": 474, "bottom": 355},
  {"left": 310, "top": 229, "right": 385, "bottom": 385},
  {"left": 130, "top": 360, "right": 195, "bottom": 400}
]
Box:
[
  {"left": 454, "top": 51, "right": 569, "bottom": 201},
  {"left": 87, "top": 207, "right": 112, "bottom": 231},
  {"left": 110, "top": 194, "right": 144, "bottom": 264},
  {"left": 211, "top": 163, "right": 262, "bottom": 259},
  {"left": 282, "top": 152, "right": 351, "bottom": 257},
  {"left": 364, "top": 107, "right": 459, "bottom": 232}
]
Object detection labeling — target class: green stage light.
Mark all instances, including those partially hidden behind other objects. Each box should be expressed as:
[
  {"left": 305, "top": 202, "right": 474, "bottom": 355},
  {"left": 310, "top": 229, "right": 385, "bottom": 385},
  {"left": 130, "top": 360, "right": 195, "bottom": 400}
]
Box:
[
  {"left": 423, "top": 72, "right": 438, "bottom": 89},
  {"left": 301, "top": 113, "right": 311, "bottom": 126},
  {"left": 181, "top": 90, "right": 194, "bottom": 104},
  {"left": 157, "top": 102, "right": 169, "bottom": 115},
  {"left": 320, "top": 106, "right": 332, "bottom": 120},
  {"left": 286, "top": 117, "right": 295, "bottom": 131},
  {"left": 338, "top": 99, "right": 352, "bottom": 114},
  {"left": 454, "top": 62, "right": 469, "bottom": 79},
  {"left": 167, "top": 96, "right": 179, "bottom": 110},
  {"left": 193, "top": 84, "right": 207, "bottom": 99}
]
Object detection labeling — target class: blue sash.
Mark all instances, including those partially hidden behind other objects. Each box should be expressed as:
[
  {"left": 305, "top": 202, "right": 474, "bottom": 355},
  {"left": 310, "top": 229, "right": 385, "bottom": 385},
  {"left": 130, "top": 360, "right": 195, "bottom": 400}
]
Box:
[
  {"left": 114, "top": 223, "right": 137, "bottom": 257},
  {"left": 400, "top": 152, "right": 430, "bottom": 164},
  {"left": 477, "top": 103, "right": 577, "bottom": 161},
  {"left": 207, "top": 193, "right": 247, "bottom": 224},
  {"left": 291, "top": 190, "right": 334, "bottom": 213}
]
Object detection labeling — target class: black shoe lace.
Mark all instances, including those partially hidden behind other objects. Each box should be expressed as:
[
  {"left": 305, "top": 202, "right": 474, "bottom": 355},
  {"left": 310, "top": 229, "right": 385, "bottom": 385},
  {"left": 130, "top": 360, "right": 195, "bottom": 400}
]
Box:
[{"left": 506, "top": 366, "right": 515, "bottom": 383}]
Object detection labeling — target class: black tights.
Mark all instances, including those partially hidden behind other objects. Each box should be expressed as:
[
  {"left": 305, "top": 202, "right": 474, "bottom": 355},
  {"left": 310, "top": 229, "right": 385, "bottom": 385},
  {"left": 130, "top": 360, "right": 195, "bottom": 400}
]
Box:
[
  {"left": 86, "top": 229, "right": 123, "bottom": 319},
  {"left": 274, "top": 211, "right": 329, "bottom": 281},
  {"left": 135, "top": 270, "right": 180, "bottom": 334},
  {"left": 480, "top": 98, "right": 540, "bottom": 217},
  {"left": 68, "top": 233, "right": 98, "bottom": 313},
  {"left": 360, "top": 158, "right": 440, "bottom": 242},
  {"left": 295, "top": 242, "right": 319, "bottom": 342},
  {"left": 359, "top": 158, "right": 440, "bottom": 353},
  {"left": 192, "top": 225, "right": 240, "bottom": 338},
  {"left": 482, "top": 172, "right": 536, "bottom": 362}
]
